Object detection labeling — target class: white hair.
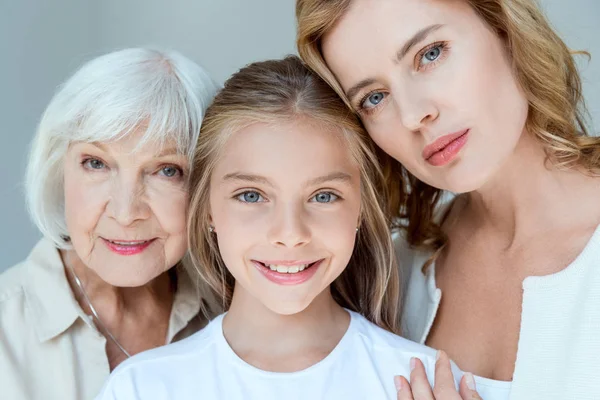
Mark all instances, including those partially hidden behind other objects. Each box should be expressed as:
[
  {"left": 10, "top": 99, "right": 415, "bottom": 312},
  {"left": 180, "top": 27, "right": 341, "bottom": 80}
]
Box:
[{"left": 26, "top": 48, "right": 219, "bottom": 248}]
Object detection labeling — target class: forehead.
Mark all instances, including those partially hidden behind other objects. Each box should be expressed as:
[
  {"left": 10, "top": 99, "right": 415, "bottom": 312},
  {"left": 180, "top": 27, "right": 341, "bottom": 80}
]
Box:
[
  {"left": 71, "top": 128, "right": 184, "bottom": 158},
  {"left": 213, "top": 119, "right": 359, "bottom": 182},
  {"left": 322, "top": 0, "right": 473, "bottom": 88}
]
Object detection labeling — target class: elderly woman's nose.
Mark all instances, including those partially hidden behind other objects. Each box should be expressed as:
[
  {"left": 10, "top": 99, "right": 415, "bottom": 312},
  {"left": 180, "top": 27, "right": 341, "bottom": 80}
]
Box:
[{"left": 107, "top": 175, "right": 150, "bottom": 226}]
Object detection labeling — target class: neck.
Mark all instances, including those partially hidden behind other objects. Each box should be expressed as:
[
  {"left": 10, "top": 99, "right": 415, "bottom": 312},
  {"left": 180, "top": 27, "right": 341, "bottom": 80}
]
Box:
[
  {"left": 460, "top": 131, "right": 600, "bottom": 247},
  {"left": 222, "top": 285, "right": 349, "bottom": 371},
  {"left": 61, "top": 249, "right": 174, "bottom": 331}
]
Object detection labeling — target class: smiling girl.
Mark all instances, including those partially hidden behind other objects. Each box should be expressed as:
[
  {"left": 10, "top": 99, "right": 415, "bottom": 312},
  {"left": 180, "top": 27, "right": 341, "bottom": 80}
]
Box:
[{"left": 94, "top": 56, "right": 471, "bottom": 399}]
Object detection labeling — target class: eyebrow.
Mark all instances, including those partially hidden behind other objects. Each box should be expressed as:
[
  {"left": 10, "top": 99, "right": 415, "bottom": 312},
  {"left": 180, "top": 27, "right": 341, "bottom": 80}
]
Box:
[
  {"left": 395, "top": 24, "right": 444, "bottom": 63},
  {"left": 89, "top": 142, "right": 108, "bottom": 151},
  {"left": 222, "top": 173, "right": 274, "bottom": 187},
  {"left": 307, "top": 172, "right": 352, "bottom": 186},
  {"left": 221, "top": 171, "right": 352, "bottom": 187},
  {"left": 345, "top": 23, "right": 445, "bottom": 105},
  {"left": 346, "top": 78, "right": 377, "bottom": 105},
  {"left": 88, "top": 142, "right": 182, "bottom": 158}
]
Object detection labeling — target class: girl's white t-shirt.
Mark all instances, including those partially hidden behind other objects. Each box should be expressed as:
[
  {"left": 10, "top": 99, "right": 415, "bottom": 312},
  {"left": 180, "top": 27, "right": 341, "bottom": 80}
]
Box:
[{"left": 96, "top": 310, "right": 451, "bottom": 400}]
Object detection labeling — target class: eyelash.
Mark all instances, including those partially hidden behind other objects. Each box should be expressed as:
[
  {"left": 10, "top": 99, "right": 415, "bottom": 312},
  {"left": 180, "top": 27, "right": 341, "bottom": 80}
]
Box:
[
  {"left": 355, "top": 41, "right": 450, "bottom": 116},
  {"left": 415, "top": 41, "right": 449, "bottom": 70},
  {"left": 157, "top": 164, "right": 185, "bottom": 179},
  {"left": 234, "top": 190, "right": 266, "bottom": 204},
  {"left": 309, "top": 191, "right": 341, "bottom": 203},
  {"left": 81, "top": 157, "right": 106, "bottom": 171}
]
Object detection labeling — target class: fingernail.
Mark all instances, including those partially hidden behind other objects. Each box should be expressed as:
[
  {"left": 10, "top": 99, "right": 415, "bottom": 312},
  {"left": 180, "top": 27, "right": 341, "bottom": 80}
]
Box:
[
  {"left": 394, "top": 376, "right": 403, "bottom": 392},
  {"left": 465, "top": 373, "right": 477, "bottom": 391},
  {"left": 435, "top": 350, "right": 441, "bottom": 362},
  {"left": 410, "top": 357, "right": 416, "bottom": 371}
]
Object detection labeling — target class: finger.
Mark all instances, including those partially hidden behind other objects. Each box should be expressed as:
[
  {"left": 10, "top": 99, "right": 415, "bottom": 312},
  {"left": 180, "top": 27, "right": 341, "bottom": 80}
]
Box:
[
  {"left": 409, "top": 357, "right": 434, "bottom": 399},
  {"left": 459, "top": 373, "right": 483, "bottom": 400},
  {"left": 433, "top": 350, "right": 461, "bottom": 399},
  {"left": 395, "top": 375, "right": 414, "bottom": 400}
]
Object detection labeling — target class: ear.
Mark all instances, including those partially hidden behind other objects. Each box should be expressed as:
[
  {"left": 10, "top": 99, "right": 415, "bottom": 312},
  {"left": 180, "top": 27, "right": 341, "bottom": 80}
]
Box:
[{"left": 208, "top": 211, "right": 216, "bottom": 233}]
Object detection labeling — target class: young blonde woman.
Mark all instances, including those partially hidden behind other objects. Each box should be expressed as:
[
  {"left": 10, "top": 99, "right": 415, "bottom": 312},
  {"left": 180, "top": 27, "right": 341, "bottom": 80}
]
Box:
[
  {"left": 297, "top": 0, "right": 600, "bottom": 399},
  {"left": 92, "top": 56, "right": 500, "bottom": 399}
]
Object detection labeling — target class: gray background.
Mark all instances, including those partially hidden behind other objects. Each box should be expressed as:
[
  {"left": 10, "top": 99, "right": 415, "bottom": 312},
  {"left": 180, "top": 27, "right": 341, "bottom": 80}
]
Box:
[{"left": 1, "top": 0, "right": 598, "bottom": 271}]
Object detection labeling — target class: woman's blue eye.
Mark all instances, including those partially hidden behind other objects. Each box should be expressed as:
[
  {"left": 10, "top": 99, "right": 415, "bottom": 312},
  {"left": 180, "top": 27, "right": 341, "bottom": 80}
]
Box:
[
  {"left": 311, "top": 192, "right": 338, "bottom": 203},
  {"left": 237, "top": 191, "right": 263, "bottom": 203},
  {"left": 361, "top": 92, "right": 386, "bottom": 109},
  {"left": 421, "top": 45, "right": 442, "bottom": 65},
  {"left": 159, "top": 166, "right": 181, "bottom": 178},
  {"left": 84, "top": 158, "right": 105, "bottom": 170}
]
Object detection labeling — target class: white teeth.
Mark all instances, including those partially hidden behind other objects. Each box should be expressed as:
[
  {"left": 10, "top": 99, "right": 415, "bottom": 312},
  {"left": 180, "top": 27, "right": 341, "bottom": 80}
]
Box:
[
  {"left": 267, "top": 264, "right": 309, "bottom": 274},
  {"left": 111, "top": 240, "right": 147, "bottom": 246}
]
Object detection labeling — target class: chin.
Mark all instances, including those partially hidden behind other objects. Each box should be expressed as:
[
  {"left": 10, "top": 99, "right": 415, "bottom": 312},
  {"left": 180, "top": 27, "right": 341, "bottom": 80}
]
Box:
[
  {"left": 96, "top": 265, "right": 163, "bottom": 288},
  {"left": 263, "top": 296, "right": 314, "bottom": 316},
  {"left": 421, "top": 160, "right": 495, "bottom": 194}
]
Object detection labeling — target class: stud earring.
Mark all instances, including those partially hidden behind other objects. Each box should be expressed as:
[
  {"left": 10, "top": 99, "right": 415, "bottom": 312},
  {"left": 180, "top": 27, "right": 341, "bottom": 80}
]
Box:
[{"left": 209, "top": 226, "right": 215, "bottom": 233}]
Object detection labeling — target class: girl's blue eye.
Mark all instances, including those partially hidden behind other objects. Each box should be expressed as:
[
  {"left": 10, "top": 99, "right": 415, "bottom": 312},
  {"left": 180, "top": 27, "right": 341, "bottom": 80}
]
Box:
[
  {"left": 159, "top": 165, "right": 181, "bottom": 178},
  {"left": 84, "top": 158, "right": 105, "bottom": 170},
  {"left": 361, "top": 92, "right": 386, "bottom": 109},
  {"left": 421, "top": 45, "right": 442, "bottom": 65},
  {"left": 237, "top": 191, "right": 263, "bottom": 203},
  {"left": 311, "top": 192, "right": 338, "bottom": 203}
]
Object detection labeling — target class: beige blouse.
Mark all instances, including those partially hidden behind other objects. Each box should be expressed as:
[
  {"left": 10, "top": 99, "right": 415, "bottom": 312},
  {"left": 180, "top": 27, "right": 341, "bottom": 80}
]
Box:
[{"left": 0, "top": 239, "right": 210, "bottom": 400}]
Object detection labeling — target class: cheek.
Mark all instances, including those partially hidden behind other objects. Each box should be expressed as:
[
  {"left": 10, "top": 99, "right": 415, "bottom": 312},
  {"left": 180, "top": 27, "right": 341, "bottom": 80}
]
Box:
[
  {"left": 149, "top": 186, "right": 188, "bottom": 236},
  {"left": 63, "top": 169, "right": 108, "bottom": 242},
  {"left": 209, "top": 196, "right": 254, "bottom": 268},
  {"left": 311, "top": 198, "right": 361, "bottom": 261},
  {"left": 364, "top": 117, "right": 422, "bottom": 172}
]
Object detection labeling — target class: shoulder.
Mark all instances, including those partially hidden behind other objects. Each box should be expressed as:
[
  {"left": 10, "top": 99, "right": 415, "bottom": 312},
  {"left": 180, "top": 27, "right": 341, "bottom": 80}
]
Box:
[
  {"left": 348, "top": 312, "right": 463, "bottom": 389},
  {"left": 0, "top": 248, "right": 39, "bottom": 326},
  {"left": 120, "top": 317, "right": 218, "bottom": 370},
  {"left": 350, "top": 311, "right": 437, "bottom": 361},
  {"left": 97, "top": 316, "right": 222, "bottom": 398},
  {"left": 0, "top": 238, "right": 61, "bottom": 295},
  {"left": 0, "top": 253, "right": 34, "bottom": 304}
]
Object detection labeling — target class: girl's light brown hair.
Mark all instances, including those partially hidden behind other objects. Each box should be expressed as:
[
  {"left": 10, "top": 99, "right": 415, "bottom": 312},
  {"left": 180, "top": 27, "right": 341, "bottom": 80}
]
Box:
[
  {"left": 296, "top": 0, "right": 599, "bottom": 253},
  {"left": 187, "top": 56, "right": 401, "bottom": 333}
]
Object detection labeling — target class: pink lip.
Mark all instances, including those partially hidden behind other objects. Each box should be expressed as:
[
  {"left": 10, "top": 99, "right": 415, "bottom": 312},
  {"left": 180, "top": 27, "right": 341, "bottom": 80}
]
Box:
[
  {"left": 102, "top": 238, "right": 155, "bottom": 255},
  {"left": 422, "top": 129, "right": 469, "bottom": 167},
  {"left": 252, "top": 259, "right": 324, "bottom": 286}
]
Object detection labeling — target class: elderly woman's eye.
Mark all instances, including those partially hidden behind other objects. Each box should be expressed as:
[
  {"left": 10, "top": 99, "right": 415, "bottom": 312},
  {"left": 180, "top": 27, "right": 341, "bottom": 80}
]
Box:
[
  {"left": 82, "top": 158, "right": 105, "bottom": 170},
  {"left": 159, "top": 165, "right": 182, "bottom": 178}
]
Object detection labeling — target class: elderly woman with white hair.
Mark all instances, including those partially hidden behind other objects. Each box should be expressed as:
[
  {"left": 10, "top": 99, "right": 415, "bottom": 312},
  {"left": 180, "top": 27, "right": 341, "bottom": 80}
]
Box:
[{"left": 0, "top": 48, "right": 220, "bottom": 399}]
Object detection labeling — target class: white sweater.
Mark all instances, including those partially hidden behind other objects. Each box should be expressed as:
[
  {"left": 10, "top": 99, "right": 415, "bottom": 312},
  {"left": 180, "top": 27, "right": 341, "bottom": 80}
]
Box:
[{"left": 396, "top": 224, "right": 600, "bottom": 400}]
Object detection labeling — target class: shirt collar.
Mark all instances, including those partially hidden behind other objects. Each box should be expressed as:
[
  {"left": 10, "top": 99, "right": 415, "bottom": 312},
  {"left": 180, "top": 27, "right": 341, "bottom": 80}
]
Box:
[
  {"left": 24, "top": 239, "right": 82, "bottom": 342},
  {"left": 25, "top": 239, "right": 207, "bottom": 344}
]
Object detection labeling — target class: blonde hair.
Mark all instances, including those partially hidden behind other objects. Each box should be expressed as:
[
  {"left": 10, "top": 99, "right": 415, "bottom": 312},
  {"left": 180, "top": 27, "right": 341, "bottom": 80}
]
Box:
[
  {"left": 187, "top": 56, "right": 401, "bottom": 333},
  {"left": 26, "top": 47, "right": 219, "bottom": 248},
  {"left": 297, "top": 0, "right": 599, "bottom": 252}
]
